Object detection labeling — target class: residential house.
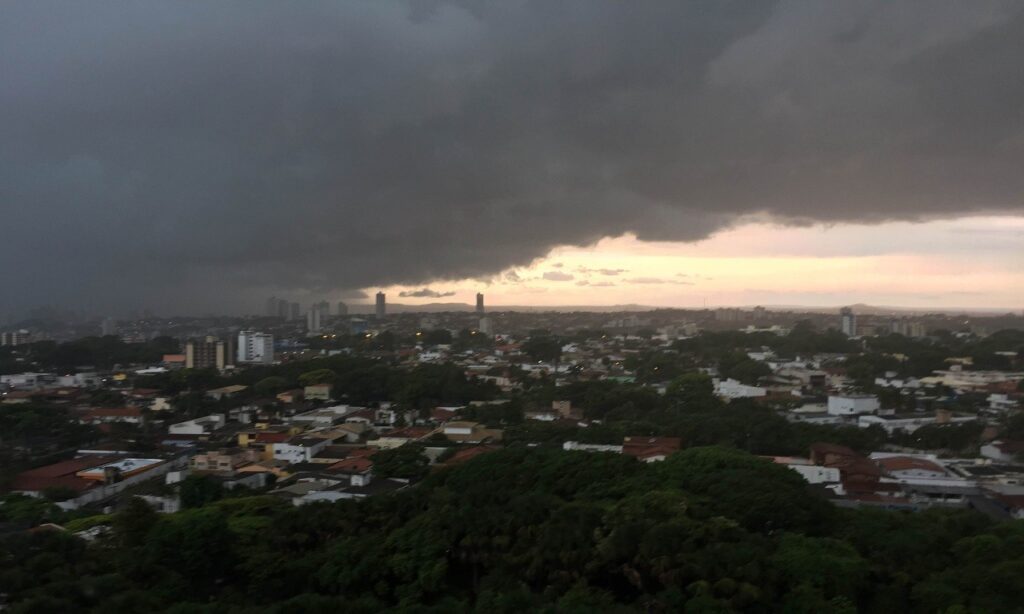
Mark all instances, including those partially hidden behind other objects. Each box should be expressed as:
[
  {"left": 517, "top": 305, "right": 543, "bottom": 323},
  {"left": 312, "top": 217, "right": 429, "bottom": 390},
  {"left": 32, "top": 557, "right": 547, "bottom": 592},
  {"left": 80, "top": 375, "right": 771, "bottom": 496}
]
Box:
[
  {"left": 80, "top": 407, "right": 143, "bottom": 425},
  {"left": 982, "top": 440, "right": 1024, "bottom": 464},
  {"left": 374, "top": 426, "right": 435, "bottom": 449},
  {"left": 442, "top": 421, "right": 504, "bottom": 444},
  {"left": 622, "top": 436, "right": 681, "bottom": 462},
  {"left": 875, "top": 456, "right": 949, "bottom": 480},
  {"left": 169, "top": 414, "right": 226, "bottom": 436},
  {"left": 206, "top": 385, "right": 248, "bottom": 401},
  {"left": 276, "top": 389, "right": 304, "bottom": 404},
  {"left": 304, "top": 383, "right": 333, "bottom": 401},
  {"left": 273, "top": 437, "right": 331, "bottom": 464},
  {"left": 190, "top": 448, "right": 259, "bottom": 473}
]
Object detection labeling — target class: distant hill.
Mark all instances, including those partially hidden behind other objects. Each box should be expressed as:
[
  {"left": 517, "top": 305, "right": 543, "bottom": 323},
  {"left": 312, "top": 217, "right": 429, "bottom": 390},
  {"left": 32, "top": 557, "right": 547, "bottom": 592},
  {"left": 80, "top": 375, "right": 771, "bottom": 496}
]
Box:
[
  {"left": 342, "top": 302, "right": 1020, "bottom": 316},
  {"left": 344, "top": 303, "right": 658, "bottom": 314},
  {"left": 756, "top": 303, "right": 1021, "bottom": 317}
]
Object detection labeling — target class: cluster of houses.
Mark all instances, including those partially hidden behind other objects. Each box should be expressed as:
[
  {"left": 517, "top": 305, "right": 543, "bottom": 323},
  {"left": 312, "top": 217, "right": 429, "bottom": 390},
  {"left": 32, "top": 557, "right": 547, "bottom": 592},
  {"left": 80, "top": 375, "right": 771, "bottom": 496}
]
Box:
[
  {"left": 767, "top": 442, "right": 1024, "bottom": 518},
  {"left": 3, "top": 320, "right": 1023, "bottom": 520},
  {"left": 8, "top": 394, "right": 516, "bottom": 510}
]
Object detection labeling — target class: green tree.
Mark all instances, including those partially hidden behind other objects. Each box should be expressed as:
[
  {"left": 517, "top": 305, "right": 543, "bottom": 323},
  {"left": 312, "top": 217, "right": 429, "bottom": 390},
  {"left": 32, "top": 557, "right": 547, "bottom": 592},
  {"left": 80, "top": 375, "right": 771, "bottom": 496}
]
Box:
[
  {"left": 179, "top": 475, "right": 225, "bottom": 508},
  {"left": 423, "top": 329, "right": 453, "bottom": 345},
  {"left": 253, "top": 376, "right": 290, "bottom": 396},
  {"left": 665, "top": 373, "right": 719, "bottom": 410},
  {"left": 115, "top": 496, "right": 159, "bottom": 547},
  {"left": 522, "top": 335, "right": 563, "bottom": 364},
  {"left": 298, "top": 369, "right": 337, "bottom": 387},
  {"left": 370, "top": 445, "right": 430, "bottom": 481}
]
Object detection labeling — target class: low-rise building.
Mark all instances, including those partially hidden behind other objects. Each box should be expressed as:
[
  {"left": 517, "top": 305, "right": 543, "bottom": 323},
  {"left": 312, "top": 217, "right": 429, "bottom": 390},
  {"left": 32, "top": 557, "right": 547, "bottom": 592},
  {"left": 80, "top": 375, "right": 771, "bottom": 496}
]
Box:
[
  {"left": 304, "top": 383, "right": 333, "bottom": 401},
  {"left": 442, "top": 421, "right": 504, "bottom": 444},
  {"left": 981, "top": 440, "right": 1024, "bottom": 464},
  {"left": 273, "top": 437, "right": 331, "bottom": 464},
  {"left": 622, "top": 436, "right": 682, "bottom": 462},
  {"left": 715, "top": 378, "right": 767, "bottom": 400},
  {"left": 828, "top": 394, "right": 880, "bottom": 416},
  {"left": 81, "top": 407, "right": 143, "bottom": 425},
  {"left": 206, "top": 385, "right": 247, "bottom": 400},
  {"left": 857, "top": 411, "right": 975, "bottom": 435},
  {"left": 190, "top": 448, "right": 259, "bottom": 473},
  {"left": 169, "top": 414, "right": 226, "bottom": 436}
]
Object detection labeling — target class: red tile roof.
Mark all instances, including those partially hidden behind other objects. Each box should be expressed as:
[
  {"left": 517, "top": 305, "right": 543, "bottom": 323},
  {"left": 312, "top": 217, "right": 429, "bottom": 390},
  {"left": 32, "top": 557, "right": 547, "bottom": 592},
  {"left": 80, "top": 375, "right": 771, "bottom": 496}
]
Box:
[
  {"left": 346, "top": 447, "right": 378, "bottom": 458},
  {"left": 345, "top": 409, "right": 376, "bottom": 421},
  {"left": 10, "top": 455, "right": 122, "bottom": 493},
  {"left": 253, "top": 432, "right": 291, "bottom": 444},
  {"left": 383, "top": 426, "right": 434, "bottom": 439},
  {"left": 622, "top": 436, "right": 681, "bottom": 459},
  {"left": 876, "top": 456, "right": 946, "bottom": 475},
  {"left": 85, "top": 407, "right": 141, "bottom": 418},
  {"left": 430, "top": 407, "right": 459, "bottom": 421},
  {"left": 994, "top": 440, "right": 1024, "bottom": 454},
  {"left": 810, "top": 442, "right": 858, "bottom": 457},
  {"left": 328, "top": 457, "right": 373, "bottom": 474},
  {"left": 3, "top": 391, "right": 37, "bottom": 399},
  {"left": 444, "top": 445, "right": 500, "bottom": 466}
]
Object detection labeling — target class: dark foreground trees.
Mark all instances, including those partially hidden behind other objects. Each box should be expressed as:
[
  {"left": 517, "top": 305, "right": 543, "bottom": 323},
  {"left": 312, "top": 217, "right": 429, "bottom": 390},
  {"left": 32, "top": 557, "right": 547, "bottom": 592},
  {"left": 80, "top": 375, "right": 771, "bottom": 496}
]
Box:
[{"left": 1, "top": 447, "right": 1023, "bottom": 612}]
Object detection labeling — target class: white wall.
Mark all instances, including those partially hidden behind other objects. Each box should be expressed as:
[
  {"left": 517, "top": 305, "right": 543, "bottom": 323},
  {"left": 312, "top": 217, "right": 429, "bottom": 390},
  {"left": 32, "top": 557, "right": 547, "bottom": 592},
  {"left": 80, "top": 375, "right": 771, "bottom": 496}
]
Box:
[{"left": 828, "top": 395, "right": 880, "bottom": 416}]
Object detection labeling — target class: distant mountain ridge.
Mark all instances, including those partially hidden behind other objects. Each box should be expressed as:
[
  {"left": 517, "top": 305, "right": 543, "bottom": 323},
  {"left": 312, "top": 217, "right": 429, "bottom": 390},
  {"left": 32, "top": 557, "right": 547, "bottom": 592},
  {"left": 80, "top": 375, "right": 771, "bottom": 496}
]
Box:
[{"left": 343, "top": 302, "right": 1019, "bottom": 316}]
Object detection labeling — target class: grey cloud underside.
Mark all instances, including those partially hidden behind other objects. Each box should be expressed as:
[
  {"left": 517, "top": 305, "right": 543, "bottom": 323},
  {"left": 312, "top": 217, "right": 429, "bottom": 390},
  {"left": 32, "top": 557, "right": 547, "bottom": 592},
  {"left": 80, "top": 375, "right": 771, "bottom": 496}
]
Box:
[
  {"left": 399, "top": 288, "right": 455, "bottom": 298},
  {"left": 2, "top": 1, "right": 1023, "bottom": 313}
]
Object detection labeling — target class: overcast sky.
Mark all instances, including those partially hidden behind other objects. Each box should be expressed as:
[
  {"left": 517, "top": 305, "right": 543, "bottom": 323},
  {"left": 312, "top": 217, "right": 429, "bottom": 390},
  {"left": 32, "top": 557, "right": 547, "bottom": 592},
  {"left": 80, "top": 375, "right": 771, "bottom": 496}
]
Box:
[{"left": 2, "top": 1, "right": 1023, "bottom": 316}]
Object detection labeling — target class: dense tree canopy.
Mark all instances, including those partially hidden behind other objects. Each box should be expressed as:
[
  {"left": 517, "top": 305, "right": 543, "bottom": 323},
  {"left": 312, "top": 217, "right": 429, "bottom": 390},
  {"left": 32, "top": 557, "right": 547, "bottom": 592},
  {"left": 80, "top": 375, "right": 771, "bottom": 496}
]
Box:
[{"left": 1, "top": 446, "right": 1022, "bottom": 612}]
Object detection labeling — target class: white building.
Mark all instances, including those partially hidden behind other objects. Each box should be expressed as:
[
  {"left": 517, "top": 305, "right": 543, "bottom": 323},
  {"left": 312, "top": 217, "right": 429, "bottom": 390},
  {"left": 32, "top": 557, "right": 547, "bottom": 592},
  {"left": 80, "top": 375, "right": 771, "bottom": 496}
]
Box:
[
  {"left": 272, "top": 437, "right": 330, "bottom": 464},
  {"left": 920, "top": 369, "right": 1024, "bottom": 391},
  {"left": 981, "top": 441, "right": 1024, "bottom": 464},
  {"left": 307, "top": 305, "right": 323, "bottom": 334},
  {"left": 0, "top": 372, "right": 54, "bottom": 390},
  {"left": 563, "top": 441, "right": 624, "bottom": 453},
  {"left": 168, "top": 414, "right": 226, "bottom": 436},
  {"left": 715, "top": 378, "right": 767, "bottom": 400},
  {"left": 874, "top": 374, "right": 922, "bottom": 389},
  {"left": 56, "top": 372, "right": 102, "bottom": 388},
  {"left": 857, "top": 412, "right": 975, "bottom": 435},
  {"left": 827, "top": 394, "right": 880, "bottom": 416},
  {"left": 288, "top": 405, "right": 351, "bottom": 428},
  {"left": 987, "top": 394, "right": 1020, "bottom": 413},
  {"left": 0, "top": 330, "right": 31, "bottom": 347},
  {"left": 840, "top": 307, "right": 857, "bottom": 337},
  {"left": 237, "top": 330, "right": 274, "bottom": 364}
]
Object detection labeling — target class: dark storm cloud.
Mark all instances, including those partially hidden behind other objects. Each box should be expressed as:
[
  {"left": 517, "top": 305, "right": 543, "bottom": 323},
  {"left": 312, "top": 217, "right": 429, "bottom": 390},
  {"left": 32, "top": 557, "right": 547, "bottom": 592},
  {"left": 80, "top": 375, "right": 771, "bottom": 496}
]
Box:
[
  {"left": 399, "top": 288, "right": 456, "bottom": 298},
  {"left": 2, "top": 1, "right": 1023, "bottom": 314}
]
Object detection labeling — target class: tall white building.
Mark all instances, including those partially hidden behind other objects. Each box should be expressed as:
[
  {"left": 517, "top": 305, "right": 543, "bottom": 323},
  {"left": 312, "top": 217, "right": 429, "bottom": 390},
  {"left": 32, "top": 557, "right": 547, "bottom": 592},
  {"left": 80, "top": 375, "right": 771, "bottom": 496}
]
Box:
[
  {"left": 307, "top": 305, "right": 323, "bottom": 333},
  {"left": 840, "top": 307, "right": 857, "bottom": 337},
  {"left": 237, "top": 331, "right": 274, "bottom": 364},
  {"left": 0, "top": 330, "right": 30, "bottom": 346}
]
